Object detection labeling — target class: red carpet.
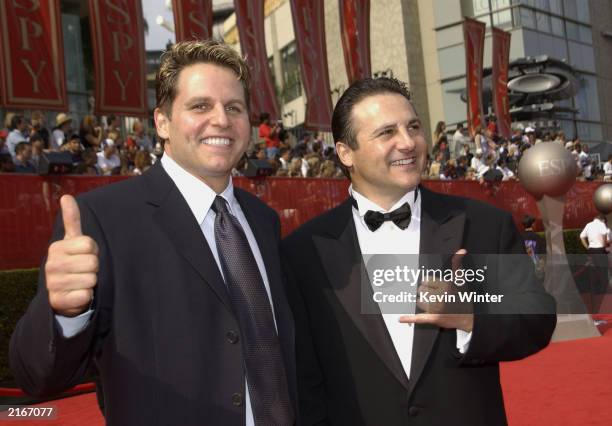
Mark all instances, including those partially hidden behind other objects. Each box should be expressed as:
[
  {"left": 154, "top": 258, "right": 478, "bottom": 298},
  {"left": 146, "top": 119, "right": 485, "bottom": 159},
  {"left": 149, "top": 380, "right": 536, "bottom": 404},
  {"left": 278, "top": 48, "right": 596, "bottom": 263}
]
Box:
[{"left": 3, "top": 318, "right": 611, "bottom": 425}]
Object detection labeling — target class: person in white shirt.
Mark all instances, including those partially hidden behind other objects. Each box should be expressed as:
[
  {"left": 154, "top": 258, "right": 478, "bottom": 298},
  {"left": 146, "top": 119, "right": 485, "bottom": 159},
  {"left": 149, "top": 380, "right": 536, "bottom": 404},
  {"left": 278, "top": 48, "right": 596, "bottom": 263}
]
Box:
[
  {"left": 603, "top": 155, "right": 612, "bottom": 182},
  {"left": 96, "top": 139, "right": 121, "bottom": 175},
  {"left": 6, "top": 114, "right": 28, "bottom": 158},
  {"left": 282, "top": 76, "right": 555, "bottom": 426},
  {"left": 51, "top": 113, "right": 73, "bottom": 151},
  {"left": 580, "top": 214, "right": 610, "bottom": 317}
]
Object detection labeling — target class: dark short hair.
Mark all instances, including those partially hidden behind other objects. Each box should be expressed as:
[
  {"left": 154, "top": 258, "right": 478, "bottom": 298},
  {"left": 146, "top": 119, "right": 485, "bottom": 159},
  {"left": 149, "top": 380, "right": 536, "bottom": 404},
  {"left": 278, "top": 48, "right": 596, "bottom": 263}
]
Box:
[
  {"left": 10, "top": 115, "right": 24, "bottom": 130},
  {"left": 522, "top": 214, "right": 536, "bottom": 229},
  {"left": 332, "top": 77, "right": 413, "bottom": 151},
  {"left": 15, "top": 141, "right": 30, "bottom": 155}
]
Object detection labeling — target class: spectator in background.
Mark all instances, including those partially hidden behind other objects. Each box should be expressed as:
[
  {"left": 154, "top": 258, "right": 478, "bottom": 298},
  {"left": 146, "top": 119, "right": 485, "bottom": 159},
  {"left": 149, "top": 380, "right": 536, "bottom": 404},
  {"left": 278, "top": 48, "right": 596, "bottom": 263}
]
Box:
[
  {"left": 79, "top": 115, "right": 103, "bottom": 149},
  {"left": 433, "top": 120, "right": 446, "bottom": 144},
  {"left": 452, "top": 122, "right": 469, "bottom": 159},
  {"left": 106, "top": 114, "right": 122, "bottom": 137},
  {"left": 13, "top": 142, "right": 36, "bottom": 173},
  {"left": 0, "top": 130, "right": 8, "bottom": 154},
  {"left": 29, "top": 134, "right": 44, "bottom": 170},
  {"left": 0, "top": 153, "right": 14, "bottom": 172},
  {"left": 132, "top": 150, "right": 152, "bottom": 175},
  {"left": 61, "top": 134, "right": 83, "bottom": 165},
  {"left": 580, "top": 214, "right": 611, "bottom": 318},
  {"left": 428, "top": 152, "right": 443, "bottom": 179},
  {"left": 30, "top": 111, "right": 50, "bottom": 149},
  {"left": 132, "top": 119, "right": 153, "bottom": 152},
  {"left": 74, "top": 148, "right": 99, "bottom": 175},
  {"left": 498, "top": 159, "right": 515, "bottom": 181},
  {"left": 603, "top": 154, "right": 612, "bottom": 182},
  {"left": 318, "top": 160, "right": 337, "bottom": 178},
  {"left": 287, "top": 157, "right": 302, "bottom": 177},
  {"left": 579, "top": 144, "right": 592, "bottom": 180},
  {"left": 486, "top": 114, "right": 498, "bottom": 139},
  {"left": 474, "top": 125, "right": 486, "bottom": 156},
  {"left": 470, "top": 148, "right": 484, "bottom": 171},
  {"left": 278, "top": 147, "right": 291, "bottom": 171},
  {"left": 97, "top": 138, "right": 120, "bottom": 175},
  {"left": 51, "top": 113, "right": 72, "bottom": 150},
  {"left": 258, "top": 112, "right": 281, "bottom": 159},
  {"left": 6, "top": 114, "right": 28, "bottom": 158}
]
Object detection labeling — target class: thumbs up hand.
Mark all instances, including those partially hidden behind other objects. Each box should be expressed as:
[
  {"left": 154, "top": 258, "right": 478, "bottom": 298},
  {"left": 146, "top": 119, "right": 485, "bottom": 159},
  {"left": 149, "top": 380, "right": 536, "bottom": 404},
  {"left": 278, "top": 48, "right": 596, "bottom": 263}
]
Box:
[{"left": 45, "top": 195, "right": 99, "bottom": 317}]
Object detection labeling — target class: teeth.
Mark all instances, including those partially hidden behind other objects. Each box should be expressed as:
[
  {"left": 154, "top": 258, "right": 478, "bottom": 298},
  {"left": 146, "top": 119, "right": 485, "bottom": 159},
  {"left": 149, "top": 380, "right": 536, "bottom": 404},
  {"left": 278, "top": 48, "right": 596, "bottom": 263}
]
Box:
[
  {"left": 202, "top": 137, "right": 231, "bottom": 146},
  {"left": 391, "top": 158, "right": 415, "bottom": 166}
]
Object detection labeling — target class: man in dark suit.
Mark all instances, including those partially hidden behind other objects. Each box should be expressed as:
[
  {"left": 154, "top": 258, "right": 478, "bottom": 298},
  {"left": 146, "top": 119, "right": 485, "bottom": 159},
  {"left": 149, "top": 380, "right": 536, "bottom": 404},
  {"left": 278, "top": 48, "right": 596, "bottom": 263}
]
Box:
[
  {"left": 282, "top": 77, "right": 556, "bottom": 426},
  {"left": 10, "top": 40, "right": 296, "bottom": 426}
]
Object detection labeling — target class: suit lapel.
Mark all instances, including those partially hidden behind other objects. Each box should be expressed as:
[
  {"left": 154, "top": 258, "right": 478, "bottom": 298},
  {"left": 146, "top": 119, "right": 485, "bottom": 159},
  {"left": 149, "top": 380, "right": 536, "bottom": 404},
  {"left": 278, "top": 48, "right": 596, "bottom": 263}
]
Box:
[
  {"left": 144, "top": 163, "right": 231, "bottom": 310},
  {"left": 408, "top": 186, "right": 466, "bottom": 398},
  {"left": 314, "top": 199, "right": 410, "bottom": 390}
]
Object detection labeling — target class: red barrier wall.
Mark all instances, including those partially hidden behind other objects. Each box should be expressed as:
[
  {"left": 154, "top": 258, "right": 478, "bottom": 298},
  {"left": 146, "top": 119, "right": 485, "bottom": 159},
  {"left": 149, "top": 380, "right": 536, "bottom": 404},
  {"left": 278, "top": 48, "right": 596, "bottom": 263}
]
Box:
[{"left": 0, "top": 174, "right": 604, "bottom": 270}]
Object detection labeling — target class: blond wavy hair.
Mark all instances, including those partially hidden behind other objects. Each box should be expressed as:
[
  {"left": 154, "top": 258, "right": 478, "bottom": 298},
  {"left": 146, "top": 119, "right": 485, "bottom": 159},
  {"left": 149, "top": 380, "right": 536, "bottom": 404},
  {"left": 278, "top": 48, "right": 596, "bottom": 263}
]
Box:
[{"left": 156, "top": 40, "right": 251, "bottom": 117}]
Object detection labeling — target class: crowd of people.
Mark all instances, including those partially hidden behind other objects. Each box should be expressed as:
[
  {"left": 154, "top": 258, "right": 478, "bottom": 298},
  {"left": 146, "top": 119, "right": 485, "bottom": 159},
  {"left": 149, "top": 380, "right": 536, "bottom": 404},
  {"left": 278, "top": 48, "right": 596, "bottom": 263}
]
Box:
[
  {"left": 425, "top": 118, "right": 611, "bottom": 182},
  {"left": 1, "top": 109, "right": 609, "bottom": 182},
  {"left": 0, "top": 111, "right": 159, "bottom": 176}
]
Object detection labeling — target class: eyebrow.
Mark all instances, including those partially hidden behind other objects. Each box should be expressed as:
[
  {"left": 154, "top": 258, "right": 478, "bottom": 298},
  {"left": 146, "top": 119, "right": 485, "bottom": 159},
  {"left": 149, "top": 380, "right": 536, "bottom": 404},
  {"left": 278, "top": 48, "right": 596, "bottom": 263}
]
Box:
[
  {"left": 370, "top": 118, "right": 421, "bottom": 137},
  {"left": 184, "top": 96, "right": 246, "bottom": 108}
]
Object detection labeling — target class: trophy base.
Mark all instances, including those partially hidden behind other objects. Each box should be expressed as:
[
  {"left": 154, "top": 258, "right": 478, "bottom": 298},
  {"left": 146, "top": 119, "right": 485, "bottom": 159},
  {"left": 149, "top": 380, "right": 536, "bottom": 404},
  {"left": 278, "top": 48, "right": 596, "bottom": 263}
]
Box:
[{"left": 551, "top": 314, "right": 601, "bottom": 342}]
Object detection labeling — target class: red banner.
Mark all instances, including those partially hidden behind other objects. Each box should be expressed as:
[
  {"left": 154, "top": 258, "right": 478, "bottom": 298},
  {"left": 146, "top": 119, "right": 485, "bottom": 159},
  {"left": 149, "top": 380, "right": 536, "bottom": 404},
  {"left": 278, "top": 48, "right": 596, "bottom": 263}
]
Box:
[
  {"left": 290, "top": 0, "right": 333, "bottom": 131},
  {"left": 463, "top": 18, "right": 486, "bottom": 137},
  {"left": 89, "top": 0, "right": 147, "bottom": 117},
  {"left": 0, "top": 0, "right": 67, "bottom": 110},
  {"left": 492, "top": 27, "right": 512, "bottom": 139},
  {"left": 339, "top": 0, "right": 371, "bottom": 84},
  {"left": 234, "top": 0, "right": 279, "bottom": 122},
  {"left": 172, "top": 0, "right": 214, "bottom": 42}
]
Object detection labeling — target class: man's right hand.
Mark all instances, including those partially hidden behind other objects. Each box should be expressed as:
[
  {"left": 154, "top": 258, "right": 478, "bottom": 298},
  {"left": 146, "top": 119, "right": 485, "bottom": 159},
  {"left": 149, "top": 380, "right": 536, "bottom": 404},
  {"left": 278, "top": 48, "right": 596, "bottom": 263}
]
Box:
[{"left": 45, "top": 195, "right": 99, "bottom": 317}]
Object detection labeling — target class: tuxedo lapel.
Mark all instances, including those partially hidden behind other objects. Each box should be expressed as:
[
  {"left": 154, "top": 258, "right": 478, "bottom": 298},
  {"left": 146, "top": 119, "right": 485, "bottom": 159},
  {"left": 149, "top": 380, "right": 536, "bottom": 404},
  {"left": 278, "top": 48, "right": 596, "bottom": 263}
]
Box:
[
  {"left": 314, "top": 199, "right": 410, "bottom": 390},
  {"left": 143, "top": 163, "right": 231, "bottom": 311},
  {"left": 408, "top": 186, "right": 466, "bottom": 398}
]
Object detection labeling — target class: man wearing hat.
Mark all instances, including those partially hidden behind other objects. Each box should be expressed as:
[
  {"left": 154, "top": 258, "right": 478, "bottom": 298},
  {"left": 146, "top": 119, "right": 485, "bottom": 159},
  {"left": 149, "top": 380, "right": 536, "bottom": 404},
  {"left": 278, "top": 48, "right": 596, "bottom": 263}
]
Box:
[{"left": 51, "top": 113, "right": 73, "bottom": 151}]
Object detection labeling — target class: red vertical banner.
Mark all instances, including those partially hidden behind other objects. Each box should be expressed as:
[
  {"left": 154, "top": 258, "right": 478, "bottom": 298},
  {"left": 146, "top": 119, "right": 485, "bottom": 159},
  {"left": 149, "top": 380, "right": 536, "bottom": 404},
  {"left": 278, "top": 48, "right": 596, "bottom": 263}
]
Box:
[
  {"left": 234, "top": 0, "right": 279, "bottom": 122},
  {"left": 0, "top": 0, "right": 67, "bottom": 110},
  {"left": 290, "top": 0, "right": 332, "bottom": 131},
  {"left": 339, "top": 0, "right": 371, "bottom": 84},
  {"left": 463, "top": 18, "right": 486, "bottom": 137},
  {"left": 89, "top": 0, "right": 147, "bottom": 117},
  {"left": 172, "top": 0, "right": 213, "bottom": 42},
  {"left": 492, "top": 27, "right": 512, "bottom": 139}
]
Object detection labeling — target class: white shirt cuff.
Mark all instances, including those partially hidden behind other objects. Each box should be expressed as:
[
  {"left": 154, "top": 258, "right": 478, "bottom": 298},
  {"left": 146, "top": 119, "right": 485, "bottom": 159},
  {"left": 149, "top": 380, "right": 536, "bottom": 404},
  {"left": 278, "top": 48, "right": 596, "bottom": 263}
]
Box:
[
  {"left": 456, "top": 329, "right": 473, "bottom": 354},
  {"left": 55, "top": 309, "right": 94, "bottom": 338}
]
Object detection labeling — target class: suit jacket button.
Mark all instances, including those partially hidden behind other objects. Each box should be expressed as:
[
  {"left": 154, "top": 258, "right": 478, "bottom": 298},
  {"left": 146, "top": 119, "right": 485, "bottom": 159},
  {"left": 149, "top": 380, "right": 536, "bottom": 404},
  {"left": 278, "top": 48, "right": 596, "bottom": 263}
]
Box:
[
  {"left": 408, "top": 406, "right": 420, "bottom": 416},
  {"left": 232, "top": 392, "right": 244, "bottom": 406},
  {"left": 48, "top": 340, "right": 55, "bottom": 353},
  {"left": 226, "top": 330, "right": 239, "bottom": 344}
]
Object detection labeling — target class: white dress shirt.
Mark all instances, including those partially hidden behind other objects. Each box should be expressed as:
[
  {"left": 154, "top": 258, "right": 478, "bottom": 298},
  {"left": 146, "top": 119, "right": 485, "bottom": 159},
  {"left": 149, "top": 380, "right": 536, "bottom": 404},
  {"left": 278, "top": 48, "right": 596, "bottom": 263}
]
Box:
[
  {"left": 56, "top": 154, "right": 273, "bottom": 426},
  {"left": 350, "top": 186, "right": 471, "bottom": 379}
]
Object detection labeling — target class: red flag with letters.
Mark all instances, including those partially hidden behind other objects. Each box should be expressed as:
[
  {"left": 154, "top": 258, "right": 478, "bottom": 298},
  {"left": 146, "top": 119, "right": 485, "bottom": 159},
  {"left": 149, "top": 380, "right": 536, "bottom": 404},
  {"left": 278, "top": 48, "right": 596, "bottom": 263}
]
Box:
[
  {"left": 463, "top": 18, "right": 486, "bottom": 137},
  {"left": 339, "top": 0, "right": 371, "bottom": 84},
  {"left": 492, "top": 27, "right": 512, "bottom": 139},
  {"left": 172, "top": 0, "right": 213, "bottom": 42},
  {"left": 234, "top": 0, "right": 279, "bottom": 122},
  {"left": 0, "top": 0, "right": 67, "bottom": 110},
  {"left": 89, "top": 0, "right": 147, "bottom": 117},
  {"left": 290, "top": 0, "right": 332, "bottom": 131}
]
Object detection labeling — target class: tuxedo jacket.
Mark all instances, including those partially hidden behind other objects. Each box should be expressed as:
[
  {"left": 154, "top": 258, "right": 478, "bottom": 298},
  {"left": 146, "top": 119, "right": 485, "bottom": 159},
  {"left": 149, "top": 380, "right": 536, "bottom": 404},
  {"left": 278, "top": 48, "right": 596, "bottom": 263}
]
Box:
[
  {"left": 10, "top": 162, "right": 298, "bottom": 426},
  {"left": 282, "top": 186, "right": 556, "bottom": 426}
]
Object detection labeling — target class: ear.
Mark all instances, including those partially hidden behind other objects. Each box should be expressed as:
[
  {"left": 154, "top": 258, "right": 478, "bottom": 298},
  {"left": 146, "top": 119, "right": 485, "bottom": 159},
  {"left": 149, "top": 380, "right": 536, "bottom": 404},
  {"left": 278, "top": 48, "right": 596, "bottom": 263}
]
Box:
[
  {"left": 154, "top": 108, "right": 170, "bottom": 140},
  {"left": 335, "top": 141, "right": 354, "bottom": 169}
]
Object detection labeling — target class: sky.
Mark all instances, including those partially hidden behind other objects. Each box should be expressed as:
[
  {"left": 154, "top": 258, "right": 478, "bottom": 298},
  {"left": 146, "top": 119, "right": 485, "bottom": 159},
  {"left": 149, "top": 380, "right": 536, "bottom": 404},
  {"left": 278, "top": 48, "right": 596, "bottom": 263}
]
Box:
[{"left": 142, "top": 1, "right": 175, "bottom": 51}]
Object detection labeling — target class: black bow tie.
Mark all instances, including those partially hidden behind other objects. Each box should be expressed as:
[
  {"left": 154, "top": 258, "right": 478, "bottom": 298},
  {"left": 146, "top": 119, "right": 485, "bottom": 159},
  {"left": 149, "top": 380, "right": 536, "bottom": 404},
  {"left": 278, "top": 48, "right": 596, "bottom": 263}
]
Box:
[{"left": 351, "top": 197, "right": 412, "bottom": 231}]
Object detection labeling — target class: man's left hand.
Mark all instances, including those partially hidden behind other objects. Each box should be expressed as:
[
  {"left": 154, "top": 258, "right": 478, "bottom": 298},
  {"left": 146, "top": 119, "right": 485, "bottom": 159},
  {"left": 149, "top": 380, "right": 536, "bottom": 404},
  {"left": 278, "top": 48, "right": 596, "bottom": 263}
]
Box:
[{"left": 399, "top": 249, "right": 474, "bottom": 332}]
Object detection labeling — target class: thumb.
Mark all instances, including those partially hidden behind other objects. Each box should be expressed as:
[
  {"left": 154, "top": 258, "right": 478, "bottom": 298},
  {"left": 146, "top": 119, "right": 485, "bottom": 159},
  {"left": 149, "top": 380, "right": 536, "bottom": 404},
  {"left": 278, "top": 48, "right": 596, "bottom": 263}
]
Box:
[
  {"left": 452, "top": 248, "right": 467, "bottom": 274},
  {"left": 61, "top": 195, "right": 82, "bottom": 239}
]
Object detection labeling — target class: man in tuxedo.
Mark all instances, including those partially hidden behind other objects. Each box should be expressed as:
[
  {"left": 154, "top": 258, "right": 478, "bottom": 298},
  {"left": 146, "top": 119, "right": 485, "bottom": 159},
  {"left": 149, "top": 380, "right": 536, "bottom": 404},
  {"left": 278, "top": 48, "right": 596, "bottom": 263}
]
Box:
[
  {"left": 10, "top": 40, "right": 296, "bottom": 426},
  {"left": 282, "top": 77, "right": 556, "bottom": 426}
]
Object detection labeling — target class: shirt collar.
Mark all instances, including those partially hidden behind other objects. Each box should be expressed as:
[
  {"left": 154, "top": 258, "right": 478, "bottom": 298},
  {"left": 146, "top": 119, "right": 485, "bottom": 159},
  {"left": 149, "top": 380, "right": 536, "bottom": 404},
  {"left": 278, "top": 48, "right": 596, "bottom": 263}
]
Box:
[
  {"left": 349, "top": 184, "right": 420, "bottom": 220},
  {"left": 161, "top": 153, "right": 237, "bottom": 224}
]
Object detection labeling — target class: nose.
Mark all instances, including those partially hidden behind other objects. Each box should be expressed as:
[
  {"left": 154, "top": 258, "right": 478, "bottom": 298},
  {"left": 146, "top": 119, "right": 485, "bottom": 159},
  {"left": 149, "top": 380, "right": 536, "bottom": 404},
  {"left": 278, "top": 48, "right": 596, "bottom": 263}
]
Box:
[
  {"left": 210, "top": 103, "right": 230, "bottom": 128},
  {"left": 396, "top": 126, "right": 416, "bottom": 151}
]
